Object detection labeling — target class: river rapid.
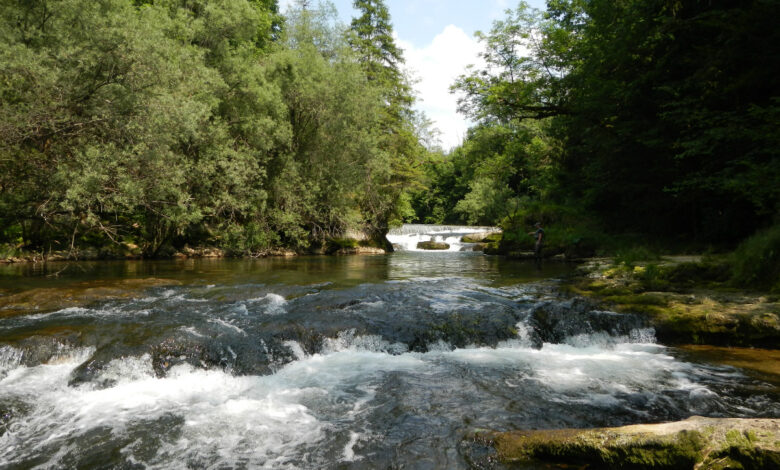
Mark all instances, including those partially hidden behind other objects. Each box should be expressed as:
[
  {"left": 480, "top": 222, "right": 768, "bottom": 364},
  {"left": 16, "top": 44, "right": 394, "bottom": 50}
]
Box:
[{"left": 1, "top": 228, "right": 778, "bottom": 469}]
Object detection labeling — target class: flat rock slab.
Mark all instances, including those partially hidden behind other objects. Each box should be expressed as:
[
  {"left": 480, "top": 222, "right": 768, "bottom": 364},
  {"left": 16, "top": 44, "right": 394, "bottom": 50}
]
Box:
[{"left": 471, "top": 416, "right": 780, "bottom": 469}]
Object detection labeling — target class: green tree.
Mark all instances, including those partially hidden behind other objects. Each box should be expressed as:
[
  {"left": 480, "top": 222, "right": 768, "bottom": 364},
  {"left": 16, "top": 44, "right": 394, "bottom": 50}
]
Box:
[
  {"left": 557, "top": 0, "right": 780, "bottom": 244},
  {"left": 347, "top": 0, "right": 425, "bottom": 238}
]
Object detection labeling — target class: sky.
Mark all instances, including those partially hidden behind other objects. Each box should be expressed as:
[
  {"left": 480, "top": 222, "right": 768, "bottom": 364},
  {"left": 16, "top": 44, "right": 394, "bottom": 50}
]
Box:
[{"left": 279, "top": 0, "right": 548, "bottom": 150}]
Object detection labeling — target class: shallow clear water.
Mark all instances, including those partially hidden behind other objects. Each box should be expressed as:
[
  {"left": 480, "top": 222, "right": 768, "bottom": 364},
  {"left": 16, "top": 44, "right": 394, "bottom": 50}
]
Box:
[{"left": 0, "top": 252, "right": 778, "bottom": 469}]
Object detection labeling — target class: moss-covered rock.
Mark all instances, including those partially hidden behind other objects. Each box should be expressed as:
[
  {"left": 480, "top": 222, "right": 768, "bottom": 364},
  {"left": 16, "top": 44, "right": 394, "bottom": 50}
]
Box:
[
  {"left": 321, "top": 232, "right": 390, "bottom": 255},
  {"left": 417, "top": 241, "right": 450, "bottom": 250},
  {"left": 563, "top": 257, "right": 780, "bottom": 348},
  {"left": 471, "top": 416, "right": 780, "bottom": 469},
  {"left": 461, "top": 231, "right": 501, "bottom": 243}
]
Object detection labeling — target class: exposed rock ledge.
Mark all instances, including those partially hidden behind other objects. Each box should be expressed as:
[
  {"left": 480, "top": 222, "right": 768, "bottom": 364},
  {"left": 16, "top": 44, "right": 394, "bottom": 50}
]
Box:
[{"left": 469, "top": 416, "right": 779, "bottom": 469}]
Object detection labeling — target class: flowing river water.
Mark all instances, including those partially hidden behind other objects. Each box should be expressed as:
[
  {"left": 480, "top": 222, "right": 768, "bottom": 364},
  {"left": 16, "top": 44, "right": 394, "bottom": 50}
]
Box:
[{"left": 1, "top": 226, "right": 778, "bottom": 469}]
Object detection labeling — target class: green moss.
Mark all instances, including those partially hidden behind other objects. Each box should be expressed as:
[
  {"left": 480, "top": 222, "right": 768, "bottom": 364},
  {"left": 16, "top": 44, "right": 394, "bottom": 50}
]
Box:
[
  {"left": 494, "top": 429, "right": 706, "bottom": 469},
  {"left": 484, "top": 232, "right": 502, "bottom": 243},
  {"left": 416, "top": 241, "right": 450, "bottom": 250},
  {"left": 730, "top": 224, "right": 780, "bottom": 291}
]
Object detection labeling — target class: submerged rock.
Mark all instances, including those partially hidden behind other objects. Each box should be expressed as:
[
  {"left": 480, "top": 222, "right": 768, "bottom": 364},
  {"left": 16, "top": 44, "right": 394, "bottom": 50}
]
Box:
[
  {"left": 471, "top": 416, "right": 780, "bottom": 469},
  {"left": 0, "top": 278, "right": 181, "bottom": 317},
  {"left": 527, "top": 297, "right": 648, "bottom": 345}
]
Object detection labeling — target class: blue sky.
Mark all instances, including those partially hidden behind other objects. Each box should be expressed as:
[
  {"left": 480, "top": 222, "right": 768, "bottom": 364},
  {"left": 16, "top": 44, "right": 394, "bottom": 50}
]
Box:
[
  {"left": 280, "top": 0, "right": 548, "bottom": 149},
  {"left": 327, "top": 0, "right": 547, "bottom": 44}
]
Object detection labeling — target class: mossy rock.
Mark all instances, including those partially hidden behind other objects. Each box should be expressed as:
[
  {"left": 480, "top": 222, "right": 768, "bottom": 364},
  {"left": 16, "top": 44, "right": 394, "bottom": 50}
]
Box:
[
  {"left": 461, "top": 231, "right": 501, "bottom": 243},
  {"left": 417, "top": 241, "right": 450, "bottom": 250},
  {"left": 471, "top": 416, "right": 780, "bottom": 470},
  {"left": 562, "top": 258, "right": 780, "bottom": 348}
]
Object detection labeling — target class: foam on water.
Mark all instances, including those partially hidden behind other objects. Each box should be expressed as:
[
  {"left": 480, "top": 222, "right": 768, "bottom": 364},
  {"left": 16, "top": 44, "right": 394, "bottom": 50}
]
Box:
[
  {"left": 248, "top": 293, "right": 287, "bottom": 315},
  {"left": 207, "top": 318, "right": 246, "bottom": 336},
  {"left": 321, "top": 329, "right": 408, "bottom": 355},
  {"left": 0, "top": 345, "right": 24, "bottom": 379},
  {"left": 1, "top": 353, "right": 326, "bottom": 468},
  {"left": 0, "top": 328, "right": 772, "bottom": 469},
  {"left": 342, "top": 431, "right": 362, "bottom": 462}
]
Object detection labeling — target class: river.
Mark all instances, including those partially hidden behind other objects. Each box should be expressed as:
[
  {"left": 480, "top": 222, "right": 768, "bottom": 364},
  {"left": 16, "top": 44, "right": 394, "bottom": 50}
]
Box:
[{"left": 1, "top": 226, "right": 778, "bottom": 469}]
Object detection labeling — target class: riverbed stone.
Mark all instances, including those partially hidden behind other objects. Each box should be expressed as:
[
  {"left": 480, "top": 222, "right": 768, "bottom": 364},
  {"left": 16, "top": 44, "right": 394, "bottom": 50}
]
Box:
[
  {"left": 0, "top": 278, "right": 182, "bottom": 317},
  {"left": 472, "top": 416, "right": 780, "bottom": 469},
  {"left": 335, "top": 246, "right": 385, "bottom": 255}
]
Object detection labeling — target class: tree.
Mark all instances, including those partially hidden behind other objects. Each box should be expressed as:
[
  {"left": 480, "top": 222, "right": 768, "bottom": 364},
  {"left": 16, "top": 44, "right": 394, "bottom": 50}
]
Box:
[
  {"left": 347, "top": 0, "right": 425, "bottom": 237},
  {"left": 451, "top": 1, "right": 577, "bottom": 124},
  {"left": 348, "top": 0, "right": 404, "bottom": 86}
]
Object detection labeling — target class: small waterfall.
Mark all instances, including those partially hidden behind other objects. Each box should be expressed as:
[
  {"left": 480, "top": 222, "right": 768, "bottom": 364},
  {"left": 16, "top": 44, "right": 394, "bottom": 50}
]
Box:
[{"left": 387, "top": 224, "right": 500, "bottom": 251}]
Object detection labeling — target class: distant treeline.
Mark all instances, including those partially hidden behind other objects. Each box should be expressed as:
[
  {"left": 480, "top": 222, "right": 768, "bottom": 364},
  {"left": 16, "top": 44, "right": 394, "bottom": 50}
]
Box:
[
  {"left": 0, "top": 0, "right": 427, "bottom": 257},
  {"left": 412, "top": 0, "right": 779, "bottom": 252}
]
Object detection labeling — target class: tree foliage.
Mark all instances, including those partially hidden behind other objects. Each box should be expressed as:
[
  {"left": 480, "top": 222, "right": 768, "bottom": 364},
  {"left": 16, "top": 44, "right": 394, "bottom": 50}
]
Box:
[
  {"left": 0, "top": 0, "right": 427, "bottom": 255},
  {"left": 421, "top": 0, "right": 779, "bottom": 249}
]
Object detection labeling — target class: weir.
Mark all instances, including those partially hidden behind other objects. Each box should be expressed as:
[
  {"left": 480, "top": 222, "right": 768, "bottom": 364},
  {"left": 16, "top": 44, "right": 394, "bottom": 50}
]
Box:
[{"left": 386, "top": 224, "right": 500, "bottom": 251}]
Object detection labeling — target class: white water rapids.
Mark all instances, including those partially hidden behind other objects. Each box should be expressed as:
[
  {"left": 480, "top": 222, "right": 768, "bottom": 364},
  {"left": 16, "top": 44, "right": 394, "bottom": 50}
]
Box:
[
  {"left": 0, "top": 329, "right": 730, "bottom": 469},
  {"left": 0, "top": 240, "right": 777, "bottom": 469}
]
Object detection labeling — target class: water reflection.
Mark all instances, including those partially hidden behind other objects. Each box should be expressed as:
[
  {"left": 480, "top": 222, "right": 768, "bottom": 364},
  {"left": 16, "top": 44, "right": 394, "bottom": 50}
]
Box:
[{"left": 0, "top": 252, "right": 575, "bottom": 296}]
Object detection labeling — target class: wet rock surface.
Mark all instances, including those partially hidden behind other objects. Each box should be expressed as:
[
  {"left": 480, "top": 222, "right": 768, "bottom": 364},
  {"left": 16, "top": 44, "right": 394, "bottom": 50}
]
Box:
[
  {"left": 563, "top": 258, "right": 780, "bottom": 348},
  {"left": 470, "top": 416, "right": 780, "bottom": 469}
]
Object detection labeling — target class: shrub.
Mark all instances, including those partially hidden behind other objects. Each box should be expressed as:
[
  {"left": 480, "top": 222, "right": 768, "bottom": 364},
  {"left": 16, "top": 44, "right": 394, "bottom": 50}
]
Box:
[{"left": 730, "top": 224, "right": 780, "bottom": 291}]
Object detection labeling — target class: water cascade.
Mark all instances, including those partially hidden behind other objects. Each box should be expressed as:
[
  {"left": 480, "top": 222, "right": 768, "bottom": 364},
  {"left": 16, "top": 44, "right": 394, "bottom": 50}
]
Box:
[{"left": 387, "top": 224, "right": 500, "bottom": 252}]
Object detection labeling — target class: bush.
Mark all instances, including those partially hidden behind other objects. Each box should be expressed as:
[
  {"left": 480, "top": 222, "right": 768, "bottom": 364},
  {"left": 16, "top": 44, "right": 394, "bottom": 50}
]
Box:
[
  {"left": 730, "top": 224, "right": 780, "bottom": 291},
  {"left": 0, "top": 243, "right": 22, "bottom": 259}
]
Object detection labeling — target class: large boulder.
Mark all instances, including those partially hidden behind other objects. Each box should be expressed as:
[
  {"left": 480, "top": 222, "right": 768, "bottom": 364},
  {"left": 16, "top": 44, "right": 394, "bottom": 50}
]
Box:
[{"left": 416, "top": 241, "right": 450, "bottom": 250}]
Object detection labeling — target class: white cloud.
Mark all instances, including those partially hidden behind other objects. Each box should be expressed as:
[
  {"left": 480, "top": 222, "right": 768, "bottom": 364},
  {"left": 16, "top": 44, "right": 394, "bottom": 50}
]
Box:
[{"left": 397, "top": 25, "right": 485, "bottom": 150}]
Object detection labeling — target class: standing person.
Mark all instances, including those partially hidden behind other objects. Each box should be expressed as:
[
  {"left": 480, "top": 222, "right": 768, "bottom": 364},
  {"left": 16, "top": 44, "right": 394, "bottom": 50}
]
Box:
[{"left": 528, "top": 222, "right": 544, "bottom": 263}]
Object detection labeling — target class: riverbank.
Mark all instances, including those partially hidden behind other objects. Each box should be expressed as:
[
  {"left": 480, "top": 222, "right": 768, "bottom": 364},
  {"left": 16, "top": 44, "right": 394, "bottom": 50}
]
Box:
[{"left": 0, "top": 239, "right": 389, "bottom": 264}]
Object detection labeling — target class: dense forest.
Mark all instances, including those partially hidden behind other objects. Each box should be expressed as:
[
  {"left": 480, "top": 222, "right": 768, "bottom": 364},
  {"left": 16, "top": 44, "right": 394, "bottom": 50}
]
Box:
[
  {"left": 410, "top": 0, "right": 779, "bottom": 288},
  {"left": 1, "top": 0, "right": 778, "bottom": 287}
]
